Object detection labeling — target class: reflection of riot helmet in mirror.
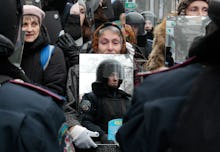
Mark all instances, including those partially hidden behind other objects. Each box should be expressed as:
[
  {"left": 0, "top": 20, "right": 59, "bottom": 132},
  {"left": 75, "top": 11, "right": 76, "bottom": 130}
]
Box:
[
  {"left": 126, "top": 12, "right": 146, "bottom": 36},
  {"left": 0, "top": 0, "right": 23, "bottom": 57},
  {"left": 96, "top": 59, "right": 124, "bottom": 87},
  {"left": 141, "top": 11, "right": 157, "bottom": 26}
]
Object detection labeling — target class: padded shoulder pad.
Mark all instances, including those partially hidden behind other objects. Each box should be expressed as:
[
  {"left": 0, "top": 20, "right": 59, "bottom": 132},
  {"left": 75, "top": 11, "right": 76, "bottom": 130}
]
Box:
[{"left": 9, "top": 80, "right": 65, "bottom": 104}]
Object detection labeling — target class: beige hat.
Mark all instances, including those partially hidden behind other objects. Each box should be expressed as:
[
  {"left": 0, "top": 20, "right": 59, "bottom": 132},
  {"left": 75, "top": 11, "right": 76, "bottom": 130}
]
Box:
[{"left": 23, "top": 5, "right": 45, "bottom": 25}]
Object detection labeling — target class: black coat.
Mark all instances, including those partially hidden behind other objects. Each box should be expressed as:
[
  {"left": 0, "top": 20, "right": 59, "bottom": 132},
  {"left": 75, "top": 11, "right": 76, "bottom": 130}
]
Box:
[{"left": 21, "top": 26, "right": 67, "bottom": 96}]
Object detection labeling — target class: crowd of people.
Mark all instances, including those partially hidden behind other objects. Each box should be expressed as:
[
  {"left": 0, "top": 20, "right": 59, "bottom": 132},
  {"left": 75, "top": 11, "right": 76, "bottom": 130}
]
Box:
[{"left": 1, "top": 0, "right": 220, "bottom": 151}]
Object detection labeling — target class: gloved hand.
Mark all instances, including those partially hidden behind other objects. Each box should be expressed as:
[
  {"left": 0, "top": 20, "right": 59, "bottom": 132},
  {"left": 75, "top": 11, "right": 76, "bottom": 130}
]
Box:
[
  {"left": 70, "top": 125, "right": 99, "bottom": 149},
  {"left": 70, "top": 2, "right": 80, "bottom": 15},
  {"left": 57, "top": 33, "right": 80, "bottom": 66},
  {"left": 57, "top": 33, "right": 79, "bottom": 52},
  {"left": 100, "top": 134, "right": 115, "bottom": 144}
]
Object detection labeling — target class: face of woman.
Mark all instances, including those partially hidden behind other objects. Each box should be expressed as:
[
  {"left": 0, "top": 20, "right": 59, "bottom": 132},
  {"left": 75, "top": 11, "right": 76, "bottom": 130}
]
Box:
[
  {"left": 79, "top": 5, "right": 86, "bottom": 26},
  {"left": 186, "top": 1, "right": 208, "bottom": 16},
  {"left": 22, "top": 15, "right": 40, "bottom": 42},
  {"left": 97, "top": 29, "right": 122, "bottom": 54}
]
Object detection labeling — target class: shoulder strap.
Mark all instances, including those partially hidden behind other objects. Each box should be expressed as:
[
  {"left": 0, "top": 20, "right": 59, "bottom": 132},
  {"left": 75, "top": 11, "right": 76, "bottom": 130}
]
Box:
[
  {"left": 10, "top": 80, "right": 65, "bottom": 104},
  {"left": 40, "top": 44, "right": 55, "bottom": 70}
]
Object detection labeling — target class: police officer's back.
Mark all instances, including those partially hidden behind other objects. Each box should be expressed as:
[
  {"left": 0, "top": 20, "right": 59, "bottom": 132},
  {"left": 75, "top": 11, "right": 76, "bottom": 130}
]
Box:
[
  {"left": 116, "top": 0, "right": 220, "bottom": 152},
  {"left": 0, "top": 0, "right": 66, "bottom": 151}
]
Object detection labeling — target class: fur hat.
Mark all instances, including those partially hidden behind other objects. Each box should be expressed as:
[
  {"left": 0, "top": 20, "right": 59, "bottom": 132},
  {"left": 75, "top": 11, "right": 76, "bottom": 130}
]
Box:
[
  {"left": 177, "top": 0, "right": 208, "bottom": 15},
  {"left": 23, "top": 5, "right": 45, "bottom": 25}
]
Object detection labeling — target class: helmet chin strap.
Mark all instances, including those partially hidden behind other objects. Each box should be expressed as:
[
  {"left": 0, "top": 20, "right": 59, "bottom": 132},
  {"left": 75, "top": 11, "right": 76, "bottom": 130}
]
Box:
[{"left": 0, "top": 34, "right": 14, "bottom": 57}]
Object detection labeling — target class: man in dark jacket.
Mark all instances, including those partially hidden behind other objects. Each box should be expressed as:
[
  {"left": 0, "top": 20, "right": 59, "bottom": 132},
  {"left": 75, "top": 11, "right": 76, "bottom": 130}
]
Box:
[
  {"left": 0, "top": 0, "right": 68, "bottom": 151},
  {"left": 116, "top": 0, "right": 220, "bottom": 152},
  {"left": 80, "top": 59, "right": 131, "bottom": 144}
]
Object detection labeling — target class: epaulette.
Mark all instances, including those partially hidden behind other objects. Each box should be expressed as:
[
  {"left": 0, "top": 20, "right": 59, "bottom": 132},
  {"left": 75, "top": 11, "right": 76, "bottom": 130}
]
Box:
[
  {"left": 9, "top": 80, "right": 66, "bottom": 104},
  {"left": 136, "top": 56, "right": 197, "bottom": 78}
]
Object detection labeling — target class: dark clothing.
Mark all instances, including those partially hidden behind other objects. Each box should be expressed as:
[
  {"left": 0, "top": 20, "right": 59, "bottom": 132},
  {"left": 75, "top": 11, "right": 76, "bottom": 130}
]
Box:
[
  {"left": 0, "top": 54, "right": 66, "bottom": 152},
  {"left": 116, "top": 61, "right": 205, "bottom": 152},
  {"left": 81, "top": 82, "right": 131, "bottom": 141},
  {"left": 116, "top": 24, "right": 220, "bottom": 152},
  {"left": 0, "top": 77, "right": 65, "bottom": 152},
  {"left": 21, "top": 26, "right": 67, "bottom": 96}
]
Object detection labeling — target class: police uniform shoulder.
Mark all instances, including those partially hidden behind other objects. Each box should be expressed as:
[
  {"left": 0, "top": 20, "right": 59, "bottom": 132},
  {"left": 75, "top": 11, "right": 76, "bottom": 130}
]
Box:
[
  {"left": 137, "top": 57, "right": 196, "bottom": 78},
  {"left": 9, "top": 80, "right": 65, "bottom": 103}
]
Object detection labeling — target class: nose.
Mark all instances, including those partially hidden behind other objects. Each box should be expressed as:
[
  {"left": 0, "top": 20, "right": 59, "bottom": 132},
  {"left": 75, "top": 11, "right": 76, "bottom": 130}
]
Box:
[{"left": 107, "top": 42, "right": 114, "bottom": 52}]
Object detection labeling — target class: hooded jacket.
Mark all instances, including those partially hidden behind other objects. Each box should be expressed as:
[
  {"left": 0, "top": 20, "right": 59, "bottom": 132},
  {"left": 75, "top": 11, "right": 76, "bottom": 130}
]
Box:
[{"left": 21, "top": 25, "right": 67, "bottom": 96}]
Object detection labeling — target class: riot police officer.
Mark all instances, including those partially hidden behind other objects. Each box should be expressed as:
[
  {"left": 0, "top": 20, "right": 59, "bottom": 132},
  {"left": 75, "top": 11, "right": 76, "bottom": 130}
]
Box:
[
  {"left": 0, "top": 0, "right": 67, "bottom": 151},
  {"left": 80, "top": 59, "right": 131, "bottom": 144}
]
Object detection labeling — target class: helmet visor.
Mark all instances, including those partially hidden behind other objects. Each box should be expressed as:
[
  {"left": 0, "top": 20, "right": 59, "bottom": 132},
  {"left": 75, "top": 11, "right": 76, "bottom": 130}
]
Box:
[{"left": 101, "top": 63, "right": 124, "bottom": 80}]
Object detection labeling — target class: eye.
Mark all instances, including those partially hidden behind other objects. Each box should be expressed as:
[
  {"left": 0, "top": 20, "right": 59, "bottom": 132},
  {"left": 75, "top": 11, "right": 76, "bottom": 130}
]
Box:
[
  {"left": 189, "top": 7, "right": 197, "bottom": 12},
  {"left": 22, "top": 23, "right": 28, "bottom": 28},
  {"left": 32, "top": 22, "right": 39, "bottom": 27},
  {"left": 99, "top": 40, "right": 108, "bottom": 45},
  {"left": 202, "top": 7, "right": 208, "bottom": 12},
  {"left": 112, "top": 40, "right": 121, "bottom": 45}
]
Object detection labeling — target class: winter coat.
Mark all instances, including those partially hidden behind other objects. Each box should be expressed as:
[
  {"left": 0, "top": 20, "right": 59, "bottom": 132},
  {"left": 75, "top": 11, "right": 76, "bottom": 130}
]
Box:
[{"left": 21, "top": 26, "right": 67, "bottom": 96}]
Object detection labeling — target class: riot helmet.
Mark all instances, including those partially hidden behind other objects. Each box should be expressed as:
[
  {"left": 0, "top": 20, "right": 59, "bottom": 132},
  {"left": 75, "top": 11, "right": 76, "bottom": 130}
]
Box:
[
  {"left": 96, "top": 59, "right": 124, "bottom": 86},
  {"left": 0, "top": 0, "right": 23, "bottom": 57},
  {"left": 126, "top": 11, "right": 146, "bottom": 36},
  {"left": 141, "top": 11, "right": 157, "bottom": 27}
]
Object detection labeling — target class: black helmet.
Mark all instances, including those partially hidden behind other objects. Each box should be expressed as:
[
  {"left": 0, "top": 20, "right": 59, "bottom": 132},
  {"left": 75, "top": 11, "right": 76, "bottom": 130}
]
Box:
[
  {"left": 0, "top": 0, "right": 23, "bottom": 57},
  {"left": 126, "top": 11, "right": 146, "bottom": 36},
  {"left": 208, "top": 0, "right": 220, "bottom": 26},
  {"left": 96, "top": 59, "right": 124, "bottom": 86}
]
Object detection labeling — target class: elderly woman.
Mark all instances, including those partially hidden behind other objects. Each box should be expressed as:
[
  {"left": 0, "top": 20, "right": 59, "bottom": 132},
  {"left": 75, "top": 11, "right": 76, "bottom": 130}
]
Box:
[
  {"left": 92, "top": 22, "right": 127, "bottom": 54},
  {"left": 21, "top": 5, "right": 67, "bottom": 96}
]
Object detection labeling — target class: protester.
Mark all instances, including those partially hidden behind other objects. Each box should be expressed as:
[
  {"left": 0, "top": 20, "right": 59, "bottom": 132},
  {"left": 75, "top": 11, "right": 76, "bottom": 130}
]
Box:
[
  {"left": 21, "top": 5, "right": 67, "bottom": 96},
  {"left": 91, "top": 22, "right": 127, "bottom": 54}
]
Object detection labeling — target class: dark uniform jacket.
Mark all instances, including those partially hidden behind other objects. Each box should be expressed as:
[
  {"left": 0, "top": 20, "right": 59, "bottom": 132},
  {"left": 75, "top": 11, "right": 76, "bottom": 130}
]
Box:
[
  {"left": 21, "top": 26, "right": 67, "bottom": 96},
  {"left": 81, "top": 82, "right": 131, "bottom": 139},
  {"left": 116, "top": 23, "right": 220, "bottom": 152},
  {"left": 0, "top": 79, "right": 65, "bottom": 152}
]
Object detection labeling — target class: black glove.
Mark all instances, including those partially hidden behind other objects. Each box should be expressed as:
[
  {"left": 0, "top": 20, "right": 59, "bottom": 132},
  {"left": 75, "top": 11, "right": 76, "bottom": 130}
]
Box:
[
  {"left": 57, "top": 33, "right": 80, "bottom": 66},
  {"left": 100, "top": 134, "right": 115, "bottom": 144}
]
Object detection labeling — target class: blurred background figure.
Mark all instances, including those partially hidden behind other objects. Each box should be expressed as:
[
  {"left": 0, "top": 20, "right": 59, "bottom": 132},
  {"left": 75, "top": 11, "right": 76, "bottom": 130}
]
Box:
[
  {"left": 126, "top": 11, "right": 151, "bottom": 59},
  {"left": 141, "top": 11, "right": 157, "bottom": 40}
]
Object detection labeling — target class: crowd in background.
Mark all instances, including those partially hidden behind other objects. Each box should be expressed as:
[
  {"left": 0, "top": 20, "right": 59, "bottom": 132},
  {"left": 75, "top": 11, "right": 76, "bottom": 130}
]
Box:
[{"left": 1, "top": 0, "right": 219, "bottom": 151}]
